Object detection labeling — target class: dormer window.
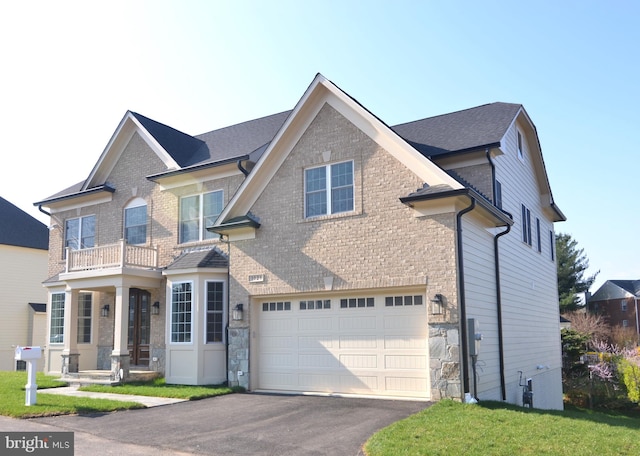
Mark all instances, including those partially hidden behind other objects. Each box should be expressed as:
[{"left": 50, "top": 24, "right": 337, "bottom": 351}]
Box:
[
  {"left": 179, "top": 190, "right": 223, "bottom": 243},
  {"left": 517, "top": 130, "right": 524, "bottom": 161},
  {"left": 124, "top": 198, "right": 147, "bottom": 245}
]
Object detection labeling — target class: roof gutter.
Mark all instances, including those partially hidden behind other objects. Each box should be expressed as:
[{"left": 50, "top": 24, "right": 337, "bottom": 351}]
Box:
[{"left": 456, "top": 196, "right": 476, "bottom": 397}]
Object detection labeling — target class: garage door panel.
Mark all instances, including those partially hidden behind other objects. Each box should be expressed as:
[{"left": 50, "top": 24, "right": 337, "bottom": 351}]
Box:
[
  {"left": 339, "top": 354, "right": 377, "bottom": 369},
  {"left": 298, "top": 317, "right": 333, "bottom": 331},
  {"left": 261, "top": 336, "right": 295, "bottom": 350},
  {"left": 339, "top": 316, "right": 377, "bottom": 330},
  {"left": 299, "top": 353, "right": 340, "bottom": 368},
  {"left": 298, "top": 335, "right": 334, "bottom": 349},
  {"left": 341, "top": 375, "right": 378, "bottom": 391},
  {"left": 261, "top": 353, "right": 295, "bottom": 368},
  {"left": 339, "top": 335, "right": 377, "bottom": 349},
  {"left": 385, "top": 354, "right": 427, "bottom": 370},
  {"left": 384, "top": 336, "right": 426, "bottom": 349},
  {"left": 385, "top": 376, "right": 429, "bottom": 392},
  {"left": 384, "top": 315, "right": 425, "bottom": 330}
]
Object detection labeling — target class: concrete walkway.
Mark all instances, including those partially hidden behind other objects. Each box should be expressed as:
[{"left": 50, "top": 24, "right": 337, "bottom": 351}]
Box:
[{"left": 38, "top": 386, "right": 187, "bottom": 407}]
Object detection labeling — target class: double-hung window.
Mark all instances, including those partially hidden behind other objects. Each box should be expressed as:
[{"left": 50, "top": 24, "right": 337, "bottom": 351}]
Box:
[
  {"left": 65, "top": 215, "right": 95, "bottom": 250},
  {"left": 206, "top": 282, "right": 224, "bottom": 343},
  {"left": 305, "top": 161, "right": 354, "bottom": 218},
  {"left": 179, "top": 190, "right": 223, "bottom": 243},
  {"left": 50, "top": 293, "right": 65, "bottom": 344},
  {"left": 171, "top": 282, "right": 192, "bottom": 343},
  {"left": 124, "top": 199, "right": 147, "bottom": 245}
]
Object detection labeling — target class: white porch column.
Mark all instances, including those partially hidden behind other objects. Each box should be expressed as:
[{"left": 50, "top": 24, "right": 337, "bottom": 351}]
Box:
[
  {"left": 61, "top": 288, "right": 79, "bottom": 374},
  {"left": 111, "top": 285, "right": 130, "bottom": 381}
]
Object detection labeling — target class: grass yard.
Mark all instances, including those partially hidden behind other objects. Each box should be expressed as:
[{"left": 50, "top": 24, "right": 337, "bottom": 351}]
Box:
[
  {"left": 364, "top": 400, "right": 640, "bottom": 456},
  {"left": 0, "top": 372, "right": 235, "bottom": 419},
  {"left": 0, "top": 371, "right": 143, "bottom": 418},
  {"left": 79, "top": 377, "right": 235, "bottom": 400}
]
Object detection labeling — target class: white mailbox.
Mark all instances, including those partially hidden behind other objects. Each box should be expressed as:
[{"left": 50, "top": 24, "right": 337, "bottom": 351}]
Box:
[{"left": 15, "top": 346, "right": 42, "bottom": 360}]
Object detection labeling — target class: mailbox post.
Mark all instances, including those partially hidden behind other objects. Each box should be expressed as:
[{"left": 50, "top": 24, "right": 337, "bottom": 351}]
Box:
[{"left": 15, "top": 346, "right": 42, "bottom": 406}]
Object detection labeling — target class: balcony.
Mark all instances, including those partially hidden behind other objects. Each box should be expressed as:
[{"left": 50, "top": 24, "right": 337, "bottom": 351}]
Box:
[{"left": 66, "top": 240, "right": 159, "bottom": 273}]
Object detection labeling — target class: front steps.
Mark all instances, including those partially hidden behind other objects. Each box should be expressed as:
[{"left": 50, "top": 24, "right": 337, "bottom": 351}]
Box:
[{"left": 60, "top": 369, "right": 160, "bottom": 386}]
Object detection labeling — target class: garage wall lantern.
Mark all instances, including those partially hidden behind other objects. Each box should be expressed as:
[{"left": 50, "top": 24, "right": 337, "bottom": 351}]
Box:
[
  {"left": 430, "top": 294, "right": 444, "bottom": 315},
  {"left": 232, "top": 303, "right": 244, "bottom": 321},
  {"left": 152, "top": 301, "right": 160, "bottom": 315},
  {"left": 101, "top": 304, "right": 110, "bottom": 317}
]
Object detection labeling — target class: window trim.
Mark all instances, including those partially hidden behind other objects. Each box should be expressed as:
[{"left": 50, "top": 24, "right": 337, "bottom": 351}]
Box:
[
  {"left": 170, "top": 281, "right": 193, "bottom": 344},
  {"left": 621, "top": 300, "right": 628, "bottom": 312},
  {"left": 179, "top": 190, "right": 224, "bottom": 244},
  {"left": 536, "top": 218, "right": 541, "bottom": 253},
  {"left": 304, "top": 160, "right": 354, "bottom": 219},
  {"left": 205, "top": 281, "right": 225, "bottom": 344},
  {"left": 521, "top": 204, "right": 532, "bottom": 246}
]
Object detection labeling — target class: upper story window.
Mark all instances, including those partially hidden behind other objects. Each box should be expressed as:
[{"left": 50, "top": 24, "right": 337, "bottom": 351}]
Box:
[
  {"left": 495, "top": 180, "right": 503, "bottom": 209},
  {"left": 65, "top": 215, "right": 95, "bottom": 250},
  {"left": 621, "top": 300, "right": 628, "bottom": 312},
  {"left": 521, "top": 204, "right": 532, "bottom": 246},
  {"left": 517, "top": 130, "right": 524, "bottom": 161},
  {"left": 536, "top": 218, "right": 542, "bottom": 253},
  {"left": 549, "top": 230, "right": 555, "bottom": 261},
  {"left": 124, "top": 198, "right": 147, "bottom": 245},
  {"left": 179, "top": 190, "right": 223, "bottom": 244},
  {"left": 305, "top": 161, "right": 354, "bottom": 218}
]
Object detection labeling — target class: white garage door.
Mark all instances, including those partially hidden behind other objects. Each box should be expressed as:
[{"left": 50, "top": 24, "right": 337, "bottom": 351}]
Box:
[{"left": 256, "top": 293, "right": 430, "bottom": 399}]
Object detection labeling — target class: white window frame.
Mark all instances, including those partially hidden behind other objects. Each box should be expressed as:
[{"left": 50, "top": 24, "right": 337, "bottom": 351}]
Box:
[
  {"left": 304, "top": 160, "right": 354, "bottom": 218},
  {"left": 621, "top": 300, "right": 628, "bottom": 312},
  {"left": 205, "top": 281, "right": 225, "bottom": 344},
  {"left": 65, "top": 215, "right": 96, "bottom": 251},
  {"left": 124, "top": 198, "right": 147, "bottom": 245},
  {"left": 49, "top": 293, "right": 65, "bottom": 344},
  {"left": 77, "top": 292, "right": 92, "bottom": 344},
  {"left": 179, "top": 190, "right": 224, "bottom": 244},
  {"left": 517, "top": 129, "right": 525, "bottom": 161},
  {"left": 170, "top": 281, "right": 193, "bottom": 344}
]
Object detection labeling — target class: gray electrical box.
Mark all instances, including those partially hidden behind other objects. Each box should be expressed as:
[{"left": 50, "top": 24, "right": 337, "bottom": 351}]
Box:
[{"left": 467, "top": 318, "right": 482, "bottom": 356}]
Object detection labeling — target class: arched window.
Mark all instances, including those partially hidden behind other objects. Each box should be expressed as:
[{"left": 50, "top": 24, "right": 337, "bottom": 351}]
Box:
[{"left": 124, "top": 198, "right": 147, "bottom": 245}]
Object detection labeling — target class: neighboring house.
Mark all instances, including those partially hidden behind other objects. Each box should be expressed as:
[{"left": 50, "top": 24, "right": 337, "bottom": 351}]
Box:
[
  {"left": 589, "top": 280, "right": 640, "bottom": 339},
  {"left": 0, "top": 197, "right": 49, "bottom": 371},
  {"left": 34, "top": 74, "right": 566, "bottom": 409}
]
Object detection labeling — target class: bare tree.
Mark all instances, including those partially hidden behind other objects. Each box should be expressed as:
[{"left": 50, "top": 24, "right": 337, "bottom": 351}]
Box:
[{"left": 562, "top": 311, "right": 609, "bottom": 345}]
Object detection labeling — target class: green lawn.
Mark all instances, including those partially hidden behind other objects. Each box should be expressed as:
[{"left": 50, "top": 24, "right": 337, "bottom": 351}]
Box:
[
  {"left": 0, "top": 371, "right": 143, "bottom": 418},
  {"left": 0, "top": 372, "right": 234, "bottom": 419},
  {"left": 79, "top": 377, "right": 234, "bottom": 400},
  {"left": 364, "top": 400, "right": 640, "bottom": 456}
]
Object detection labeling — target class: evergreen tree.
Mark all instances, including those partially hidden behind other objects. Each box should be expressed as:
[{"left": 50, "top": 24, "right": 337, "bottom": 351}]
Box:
[{"left": 556, "top": 233, "right": 598, "bottom": 312}]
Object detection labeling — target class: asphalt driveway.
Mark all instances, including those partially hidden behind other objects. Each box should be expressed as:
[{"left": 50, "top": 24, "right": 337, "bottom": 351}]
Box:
[{"left": 16, "top": 393, "right": 430, "bottom": 455}]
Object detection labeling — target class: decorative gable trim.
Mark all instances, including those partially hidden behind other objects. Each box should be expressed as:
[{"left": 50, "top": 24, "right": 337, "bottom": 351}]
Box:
[
  {"left": 214, "top": 73, "right": 463, "bottom": 226},
  {"left": 83, "top": 111, "right": 181, "bottom": 190}
]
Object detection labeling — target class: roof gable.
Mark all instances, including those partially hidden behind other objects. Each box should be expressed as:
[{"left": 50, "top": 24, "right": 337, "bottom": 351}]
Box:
[
  {"left": 83, "top": 111, "right": 183, "bottom": 189},
  {"left": 215, "top": 73, "right": 463, "bottom": 225},
  {"left": 0, "top": 197, "right": 48, "bottom": 250},
  {"left": 591, "top": 280, "right": 640, "bottom": 300}
]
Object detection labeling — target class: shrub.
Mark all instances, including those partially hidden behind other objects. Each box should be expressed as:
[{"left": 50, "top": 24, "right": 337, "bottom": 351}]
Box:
[{"left": 619, "top": 357, "right": 640, "bottom": 404}]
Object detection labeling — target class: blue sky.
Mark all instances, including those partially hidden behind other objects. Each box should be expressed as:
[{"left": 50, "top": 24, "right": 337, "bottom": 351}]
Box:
[{"left": 1, "top": 1, "right": 637, "bottom": 291}]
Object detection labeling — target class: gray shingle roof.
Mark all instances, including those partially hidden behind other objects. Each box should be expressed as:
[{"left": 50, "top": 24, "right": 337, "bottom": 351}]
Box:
[
  {"left": 166, "top": 247, "right": 228, "bottom": 270},
  {"left": 610, "top": 280, "right": 640, "bottom": 296},
  {"left": 391, "top": 102, "right": 522, "bottom": 156},
  {"left": 0, "top": 197, "right": 48, "bottom": 250}
]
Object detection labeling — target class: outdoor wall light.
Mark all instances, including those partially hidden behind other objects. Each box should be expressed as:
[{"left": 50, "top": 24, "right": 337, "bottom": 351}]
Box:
[
  {"left": 430, "top": 294, "right": 444, "bottom": 315},
  {"left": 152, "top": 301, "right": 160, "bottom": 315},
  {"left": 232, "top": 303, "right": 244, "bottom": 321},
  {"left": 101, "top": 304, "right": 110, "bottom": 317}
]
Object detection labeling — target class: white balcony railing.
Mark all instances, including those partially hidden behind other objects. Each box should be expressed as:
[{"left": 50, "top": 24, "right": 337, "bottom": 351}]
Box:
[{"left": 66, "top": 240, "right": 158, "bottom": 273}]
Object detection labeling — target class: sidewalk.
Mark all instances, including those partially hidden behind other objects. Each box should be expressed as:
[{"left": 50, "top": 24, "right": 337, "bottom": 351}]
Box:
[{"left": 38, "top": 386, "right": 187, "bottom": 407}]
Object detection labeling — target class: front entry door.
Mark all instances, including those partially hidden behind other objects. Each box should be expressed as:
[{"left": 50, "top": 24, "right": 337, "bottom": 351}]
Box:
[{"left": 128, "top": 288, "right": 150, "bottom": 367}]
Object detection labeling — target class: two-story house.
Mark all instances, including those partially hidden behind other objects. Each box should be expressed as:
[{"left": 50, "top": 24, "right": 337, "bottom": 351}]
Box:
[
  {"left": 589, "top": 280, "right": 640, "bottom": 342},
  {"left": 35, "top": 74, "right": 565, "bottom": 409},
  {"left": 0, "top": 196, "right": 49, "bottom": 371}
]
